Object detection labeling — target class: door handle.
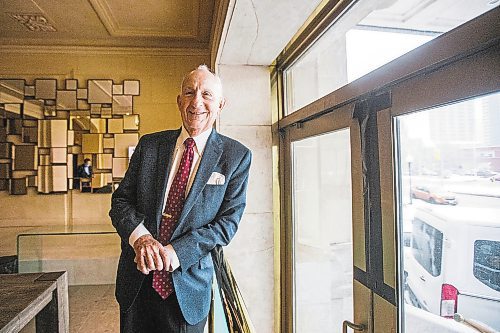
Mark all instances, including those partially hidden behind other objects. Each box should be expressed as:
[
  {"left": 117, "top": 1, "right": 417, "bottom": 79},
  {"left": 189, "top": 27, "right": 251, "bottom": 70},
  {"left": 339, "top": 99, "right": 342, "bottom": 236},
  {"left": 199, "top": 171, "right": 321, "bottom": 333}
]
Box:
[
  {"left": 343, "top": 320, "right": 365, "bottom": 333},
  {"left": 419, "top": 275, "right": 426, "bottom": 282}
]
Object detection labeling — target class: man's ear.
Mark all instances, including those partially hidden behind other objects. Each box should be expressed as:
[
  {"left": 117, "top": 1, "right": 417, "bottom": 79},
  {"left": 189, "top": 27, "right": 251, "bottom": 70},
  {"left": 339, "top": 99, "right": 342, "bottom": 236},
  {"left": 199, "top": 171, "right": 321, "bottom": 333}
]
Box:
[
  {"left": 219, "top": 97, "right": 226, "bottom": 111},
  {"left": 176, "top": 95, "right": 181, "bottom": 108}
]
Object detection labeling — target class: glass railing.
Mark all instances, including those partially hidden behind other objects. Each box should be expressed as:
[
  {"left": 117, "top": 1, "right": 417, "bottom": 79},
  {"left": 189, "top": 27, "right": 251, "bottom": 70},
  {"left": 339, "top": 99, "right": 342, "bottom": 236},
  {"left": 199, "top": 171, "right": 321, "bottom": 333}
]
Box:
[
  {"left": 16, "top": 226, "right": 255, "bottom": 332},
  {"left": 17, "top": 224, "right": 120, "bottom": 285}
]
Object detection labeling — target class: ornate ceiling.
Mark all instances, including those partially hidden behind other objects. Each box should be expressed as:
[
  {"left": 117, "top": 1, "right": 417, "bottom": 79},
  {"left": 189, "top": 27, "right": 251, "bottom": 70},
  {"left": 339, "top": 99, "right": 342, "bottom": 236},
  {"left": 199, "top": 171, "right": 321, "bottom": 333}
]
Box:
[{"left": 0, "top": 0, "right": 219, "bottom": 50}]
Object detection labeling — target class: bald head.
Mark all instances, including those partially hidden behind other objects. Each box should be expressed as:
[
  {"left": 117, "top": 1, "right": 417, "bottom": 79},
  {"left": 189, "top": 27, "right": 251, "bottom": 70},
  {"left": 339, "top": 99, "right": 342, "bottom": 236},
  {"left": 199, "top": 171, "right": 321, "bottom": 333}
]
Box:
[
  {"left": 177, "top": 64, "right": 226, "bottom": 137},
  {"left": 180, "top": 65, "right": 224, "bottom": 97}
]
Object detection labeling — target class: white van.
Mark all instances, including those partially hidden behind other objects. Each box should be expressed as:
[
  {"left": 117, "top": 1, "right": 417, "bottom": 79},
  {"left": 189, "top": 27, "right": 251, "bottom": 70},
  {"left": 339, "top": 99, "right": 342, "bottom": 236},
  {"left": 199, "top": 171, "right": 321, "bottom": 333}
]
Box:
[{"left": 404, "top": 204, "right": 500, "bottom": 330}]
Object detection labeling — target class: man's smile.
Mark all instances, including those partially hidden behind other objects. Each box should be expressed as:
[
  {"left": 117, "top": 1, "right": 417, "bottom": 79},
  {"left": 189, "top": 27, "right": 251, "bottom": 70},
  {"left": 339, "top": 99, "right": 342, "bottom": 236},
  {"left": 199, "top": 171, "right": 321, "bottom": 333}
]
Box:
[{"left": 187, "top": 110, "right": 208, "bottom": 118}]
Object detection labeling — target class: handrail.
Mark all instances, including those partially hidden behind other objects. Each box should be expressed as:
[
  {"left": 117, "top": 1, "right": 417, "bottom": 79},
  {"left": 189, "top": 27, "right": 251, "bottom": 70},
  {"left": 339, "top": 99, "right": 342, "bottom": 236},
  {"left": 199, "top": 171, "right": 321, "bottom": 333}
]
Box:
[{"left": 210, "top": 247, "right": 256, "bottom": 333}]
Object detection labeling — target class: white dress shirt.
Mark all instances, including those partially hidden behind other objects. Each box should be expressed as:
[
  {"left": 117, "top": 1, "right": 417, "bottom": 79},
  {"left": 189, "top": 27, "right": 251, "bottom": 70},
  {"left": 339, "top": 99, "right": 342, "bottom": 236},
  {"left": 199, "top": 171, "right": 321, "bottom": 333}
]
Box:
[{"left": 128, "top": 126, "right": 212, "bottom": 270}]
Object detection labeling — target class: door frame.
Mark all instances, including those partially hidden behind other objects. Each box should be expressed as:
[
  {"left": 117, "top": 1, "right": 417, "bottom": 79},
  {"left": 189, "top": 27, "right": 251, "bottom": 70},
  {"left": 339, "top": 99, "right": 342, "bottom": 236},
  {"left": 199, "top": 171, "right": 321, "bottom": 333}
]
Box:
[{"left": 280, "top": 102, "right": 370, "bottom": 333}]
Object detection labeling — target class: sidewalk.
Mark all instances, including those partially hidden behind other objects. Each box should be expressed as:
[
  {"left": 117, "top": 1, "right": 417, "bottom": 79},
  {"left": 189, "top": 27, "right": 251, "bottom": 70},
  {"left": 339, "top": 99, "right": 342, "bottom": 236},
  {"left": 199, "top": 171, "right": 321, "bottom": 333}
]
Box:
[{"left": 448, "top": 183, "right": 500, "bottom": 198}]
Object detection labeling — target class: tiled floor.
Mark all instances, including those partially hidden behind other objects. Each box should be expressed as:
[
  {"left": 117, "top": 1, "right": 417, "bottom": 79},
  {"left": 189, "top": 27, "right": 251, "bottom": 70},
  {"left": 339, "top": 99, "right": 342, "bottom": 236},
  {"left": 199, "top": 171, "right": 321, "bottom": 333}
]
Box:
[{"left": 69, "top": 284, "right": 119, "bottom": 333}]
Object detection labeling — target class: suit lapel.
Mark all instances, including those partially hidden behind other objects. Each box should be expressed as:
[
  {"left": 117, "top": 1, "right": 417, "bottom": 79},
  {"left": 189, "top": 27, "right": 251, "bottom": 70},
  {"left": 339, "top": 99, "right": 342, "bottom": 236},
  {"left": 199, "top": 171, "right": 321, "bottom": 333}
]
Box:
[
  {"left": 155, "top": 129, "right": 181, "bottom": 234},
  {"left": 176, "top": 130, "right": 223, "bottom": 230}
]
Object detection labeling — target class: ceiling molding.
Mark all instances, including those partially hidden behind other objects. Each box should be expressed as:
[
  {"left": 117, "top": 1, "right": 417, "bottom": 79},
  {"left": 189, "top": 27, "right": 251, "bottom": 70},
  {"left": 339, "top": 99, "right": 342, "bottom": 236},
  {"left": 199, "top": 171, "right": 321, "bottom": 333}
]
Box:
[
  {"left": 89, "top": 0, "right": 198, "bottom": 38},
  {"left": 0, "top": 44, "right": 210, "bottom": 57},
  {"left": 7, "top": 13, "right": 57, "bottom": 32},
  {"left": 210, "top": 0, "right": 232, "bottom": 68}
]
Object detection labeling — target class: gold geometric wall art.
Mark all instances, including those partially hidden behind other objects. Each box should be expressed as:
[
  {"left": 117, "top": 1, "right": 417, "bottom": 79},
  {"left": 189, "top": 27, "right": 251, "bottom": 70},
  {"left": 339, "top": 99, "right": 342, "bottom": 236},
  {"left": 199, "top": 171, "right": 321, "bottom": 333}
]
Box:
[
  {"left": 0, "top": 80, "right": 24, "bottom": 104},
  {"left": 56, "top": 90, "right": 77, "bottom": 110},
  {"left": 88, "top": 80, "right": 112, "bottom": 104},
  {"left": 103, "top": 137, "right": 114, "bottom": 149},
  {"left": 12, "top": 144, "right": 38, "bottom": 170},
  {"left": 0, "top": 78, "right": 140, "bottom": 195},
  {"left": 113, "top": 133, "right": 139, "bottom": 158},
  {"left": 112, "top": 158, "right": 128, "bottom": 178},
  {"left": 97, "top": 153, "right": 112, "bottom": 169},
  {"left": 107, "top": 118, "right": 123, "bottom": 134},
  {"left": 90, "top": 118, "right": 106, "bottom": 134},
  {"left": 50, "top": 147, "right": 67, "bottom": 164},
  {"left": 123, "top": 114, "right": 139, "bottom": 131},
  {"left": 82, "top": 134, "right": 104, "bottom": 154},
  {"left": 35, "top": 79, "right": 56, "bottom": 100}
]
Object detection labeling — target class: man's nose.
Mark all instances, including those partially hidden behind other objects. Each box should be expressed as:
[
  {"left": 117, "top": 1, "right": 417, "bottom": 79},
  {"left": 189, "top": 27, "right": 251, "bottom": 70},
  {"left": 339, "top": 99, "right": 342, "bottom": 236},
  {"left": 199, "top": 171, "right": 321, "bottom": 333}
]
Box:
[{"left": 190, "top": 92, "right": 203, "bottom": 107}]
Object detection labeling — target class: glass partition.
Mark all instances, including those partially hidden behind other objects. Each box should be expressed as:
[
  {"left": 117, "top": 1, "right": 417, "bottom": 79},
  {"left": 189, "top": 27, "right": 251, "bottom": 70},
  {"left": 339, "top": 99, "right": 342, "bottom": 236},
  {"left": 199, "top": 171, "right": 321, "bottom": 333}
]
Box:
[{"left": 17, "top": 224, "right": 120, "bottom": 285}]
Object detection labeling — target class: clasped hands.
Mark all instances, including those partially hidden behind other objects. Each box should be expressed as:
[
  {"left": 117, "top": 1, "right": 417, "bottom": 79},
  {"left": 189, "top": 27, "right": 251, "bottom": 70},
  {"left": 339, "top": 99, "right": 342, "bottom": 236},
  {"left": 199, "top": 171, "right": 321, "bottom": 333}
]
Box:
[{"left": 133, "top": 234, "right": 176, "bottom": 275}]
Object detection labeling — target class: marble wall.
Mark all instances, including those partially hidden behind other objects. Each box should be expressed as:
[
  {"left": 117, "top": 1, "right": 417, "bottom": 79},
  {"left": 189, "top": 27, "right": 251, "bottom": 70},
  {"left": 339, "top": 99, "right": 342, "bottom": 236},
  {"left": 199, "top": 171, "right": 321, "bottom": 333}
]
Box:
[{"left": 218, "top": 65, "right": 274, "bottom": 333}]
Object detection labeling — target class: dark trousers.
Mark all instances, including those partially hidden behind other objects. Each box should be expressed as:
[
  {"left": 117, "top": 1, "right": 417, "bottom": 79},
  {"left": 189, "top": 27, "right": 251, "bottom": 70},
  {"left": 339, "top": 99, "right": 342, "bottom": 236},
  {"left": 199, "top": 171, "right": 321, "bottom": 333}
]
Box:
[{"left": 120, "top": 275, "right": 207, "bottom": 333}]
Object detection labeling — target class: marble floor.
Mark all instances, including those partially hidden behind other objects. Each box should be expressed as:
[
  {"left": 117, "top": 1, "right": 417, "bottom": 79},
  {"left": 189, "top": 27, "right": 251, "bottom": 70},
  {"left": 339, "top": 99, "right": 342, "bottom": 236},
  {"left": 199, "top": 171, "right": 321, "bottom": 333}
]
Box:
[{"left": 69, "top": 284, "right": 119, "bottom": 332}]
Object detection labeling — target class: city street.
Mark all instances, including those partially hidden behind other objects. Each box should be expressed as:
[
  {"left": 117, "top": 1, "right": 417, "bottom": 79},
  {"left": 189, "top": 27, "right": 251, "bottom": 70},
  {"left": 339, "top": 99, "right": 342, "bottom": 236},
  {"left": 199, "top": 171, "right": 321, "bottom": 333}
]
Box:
[
  {"left": 400, "top": 174, "right": 500, "bottom": 234},
  {"left": 401, "top": 175, "right": 500, "bottom": 209},
  {"left": 452, "top": 193, "right": 500, "bottom": 208}
]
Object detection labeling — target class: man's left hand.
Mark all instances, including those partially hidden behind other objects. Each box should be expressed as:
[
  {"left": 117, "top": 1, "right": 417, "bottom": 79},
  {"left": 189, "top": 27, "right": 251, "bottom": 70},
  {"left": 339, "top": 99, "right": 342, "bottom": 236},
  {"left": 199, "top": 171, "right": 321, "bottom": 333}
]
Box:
[{"left": 133, "top": 234, "right": 169, "bottom": 274}]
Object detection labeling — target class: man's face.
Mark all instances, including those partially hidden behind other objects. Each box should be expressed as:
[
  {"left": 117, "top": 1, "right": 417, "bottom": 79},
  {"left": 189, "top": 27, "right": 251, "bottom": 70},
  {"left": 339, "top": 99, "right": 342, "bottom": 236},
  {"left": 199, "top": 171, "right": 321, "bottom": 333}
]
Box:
[{"left": 177, "top": 69, "right": 225, "bottom": 137}]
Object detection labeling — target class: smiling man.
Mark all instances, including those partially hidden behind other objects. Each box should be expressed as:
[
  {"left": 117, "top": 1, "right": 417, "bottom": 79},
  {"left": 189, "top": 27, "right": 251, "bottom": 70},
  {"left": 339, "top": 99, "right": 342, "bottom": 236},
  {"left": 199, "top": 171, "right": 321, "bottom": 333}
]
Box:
[{"left": 110, "top": 65, "right": 252, "bottom": 333}]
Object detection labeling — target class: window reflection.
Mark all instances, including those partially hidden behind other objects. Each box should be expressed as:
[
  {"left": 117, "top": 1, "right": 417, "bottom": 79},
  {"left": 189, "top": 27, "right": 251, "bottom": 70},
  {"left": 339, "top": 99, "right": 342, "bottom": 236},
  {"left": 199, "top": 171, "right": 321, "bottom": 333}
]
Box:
[
  {"left": 284, "top": 0, "right": 498, "bottom": 114},
  {"left": 398, "top": 92, "right": 500, "bottom": 331}
]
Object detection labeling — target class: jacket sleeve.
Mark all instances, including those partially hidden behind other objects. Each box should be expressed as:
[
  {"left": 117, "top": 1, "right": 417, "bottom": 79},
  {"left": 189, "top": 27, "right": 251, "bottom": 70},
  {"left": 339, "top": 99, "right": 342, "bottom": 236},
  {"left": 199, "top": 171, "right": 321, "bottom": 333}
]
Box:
[
  {"left": 170, "top": 149, "right": 252, "bottom": 270},
  {"left": 109, "top": 138, "right": 146, "bottom": 242}
]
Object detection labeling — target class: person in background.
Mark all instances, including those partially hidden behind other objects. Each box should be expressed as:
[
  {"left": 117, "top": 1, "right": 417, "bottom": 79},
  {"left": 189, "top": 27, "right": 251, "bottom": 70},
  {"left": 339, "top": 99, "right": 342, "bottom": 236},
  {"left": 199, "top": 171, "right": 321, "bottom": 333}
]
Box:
[
  {"left": 109, "top": 65, "right": 252, "bottom": 333},
  {"left": 77, "top": 158, "right": 93, "bottom": 179}
]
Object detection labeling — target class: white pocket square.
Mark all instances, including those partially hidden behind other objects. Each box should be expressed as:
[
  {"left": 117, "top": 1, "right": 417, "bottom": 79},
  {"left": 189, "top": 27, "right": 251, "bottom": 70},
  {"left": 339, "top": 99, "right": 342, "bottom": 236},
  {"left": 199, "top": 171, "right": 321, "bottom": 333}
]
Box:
[{"left": 207, "top": 172, "right": 225, "bottom": 185}]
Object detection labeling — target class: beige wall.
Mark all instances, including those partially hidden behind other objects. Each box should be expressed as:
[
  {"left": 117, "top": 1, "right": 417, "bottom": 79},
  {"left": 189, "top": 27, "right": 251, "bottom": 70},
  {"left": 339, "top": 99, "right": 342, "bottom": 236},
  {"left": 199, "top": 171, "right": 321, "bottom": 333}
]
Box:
[
  {"left": 218, "top": 64, "right": 274, "bottom": 333},
  {"left": 0, "top": 48, "right": 209, "bottom": 256}
]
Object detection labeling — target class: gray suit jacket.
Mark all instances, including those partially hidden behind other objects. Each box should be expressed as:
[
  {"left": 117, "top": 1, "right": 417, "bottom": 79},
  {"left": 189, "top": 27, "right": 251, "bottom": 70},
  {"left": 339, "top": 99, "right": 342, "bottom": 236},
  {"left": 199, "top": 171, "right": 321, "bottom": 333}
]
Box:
[{"left": 109, "top": 128, "right": 251, "bottom": 325}]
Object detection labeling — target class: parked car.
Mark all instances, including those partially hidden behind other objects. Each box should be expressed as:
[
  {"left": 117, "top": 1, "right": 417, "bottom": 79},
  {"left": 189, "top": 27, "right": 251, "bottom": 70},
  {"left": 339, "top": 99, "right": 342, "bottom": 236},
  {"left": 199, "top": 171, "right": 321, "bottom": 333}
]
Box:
[
  {"left": 411, "top": 186, "right": 458, "bottom": 205},
  {"left": 404, "top": 205, "right": 500, "bottom": 330},
  {"left": 477, "top": 170, "right": 496, "bottom": 178}
]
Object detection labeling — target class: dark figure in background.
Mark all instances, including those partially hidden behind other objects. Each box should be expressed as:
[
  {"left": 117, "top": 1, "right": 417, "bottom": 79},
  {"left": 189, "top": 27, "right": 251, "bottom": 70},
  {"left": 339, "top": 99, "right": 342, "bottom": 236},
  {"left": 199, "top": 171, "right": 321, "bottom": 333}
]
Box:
[
  {"left": 109, "top": 65, "right": 252, "bottom": 333},
  {"left": 77, "top": 158, "right": 93, "bottom": 179}
]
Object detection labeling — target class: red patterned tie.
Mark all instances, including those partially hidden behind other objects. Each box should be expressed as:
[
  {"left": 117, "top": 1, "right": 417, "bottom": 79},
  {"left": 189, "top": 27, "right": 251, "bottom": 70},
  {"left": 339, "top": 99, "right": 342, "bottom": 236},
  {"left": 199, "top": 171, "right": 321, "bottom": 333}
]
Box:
[{"left": 153, "top": 137, "right": 195, "bottom": 299}]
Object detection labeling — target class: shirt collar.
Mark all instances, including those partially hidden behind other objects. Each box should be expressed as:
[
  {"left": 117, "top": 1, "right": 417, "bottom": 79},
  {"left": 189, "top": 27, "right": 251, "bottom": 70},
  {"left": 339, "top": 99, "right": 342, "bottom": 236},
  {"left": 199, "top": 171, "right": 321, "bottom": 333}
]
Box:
[{"left": 178, "top": 126, "right": 212, "bottom": 156}]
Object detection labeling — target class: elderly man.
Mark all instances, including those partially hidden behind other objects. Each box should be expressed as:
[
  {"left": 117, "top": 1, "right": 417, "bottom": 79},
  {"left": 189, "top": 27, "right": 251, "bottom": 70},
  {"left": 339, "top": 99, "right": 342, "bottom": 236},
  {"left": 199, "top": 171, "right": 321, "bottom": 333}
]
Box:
[{"left": 110, "top": 65, "right": 252, "bottom": 332}]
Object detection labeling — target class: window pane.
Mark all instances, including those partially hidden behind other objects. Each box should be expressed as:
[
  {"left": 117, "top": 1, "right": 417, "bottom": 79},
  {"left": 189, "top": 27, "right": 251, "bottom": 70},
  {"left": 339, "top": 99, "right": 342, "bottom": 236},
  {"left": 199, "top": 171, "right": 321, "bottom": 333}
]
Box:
[
  {"left": 474, "top": 240, "right": 500, "bottom": 292},
  {"left": 284, "top": 0, "right": 499, "bottom": 114},
  {"left": 397, "top": 92, "right": 500, "bottom": 332},
  {"left": 411, "top": 218, "right": 443, "bottom": 277},
  {"left": 292, "top": 129, "right": 352, "bottom": 332}
]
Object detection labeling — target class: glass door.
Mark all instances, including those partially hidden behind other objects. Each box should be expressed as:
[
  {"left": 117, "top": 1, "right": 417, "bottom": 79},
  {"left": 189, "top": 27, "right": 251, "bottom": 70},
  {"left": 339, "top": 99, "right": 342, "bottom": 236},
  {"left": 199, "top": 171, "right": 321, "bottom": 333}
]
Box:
[
  {"left": 293, "top": 128, "right": 353, "bottom": 332},
  {"left": 282, "top": 104, "right": 369, "bottom": 333}
]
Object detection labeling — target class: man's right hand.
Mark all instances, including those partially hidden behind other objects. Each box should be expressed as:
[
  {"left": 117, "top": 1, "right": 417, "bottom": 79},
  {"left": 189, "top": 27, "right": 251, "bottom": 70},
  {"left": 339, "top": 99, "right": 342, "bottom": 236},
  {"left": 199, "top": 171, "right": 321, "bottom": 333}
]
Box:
[{"left": 132, "top": 234, "right": 170, "bottom": 274}]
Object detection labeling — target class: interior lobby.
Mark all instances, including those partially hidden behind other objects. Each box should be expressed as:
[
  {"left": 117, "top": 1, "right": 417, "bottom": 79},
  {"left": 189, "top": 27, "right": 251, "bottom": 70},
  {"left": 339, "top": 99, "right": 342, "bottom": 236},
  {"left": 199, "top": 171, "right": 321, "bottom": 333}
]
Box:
[{"left": 1, "top": 0, "right": 499, "bottom": 332}]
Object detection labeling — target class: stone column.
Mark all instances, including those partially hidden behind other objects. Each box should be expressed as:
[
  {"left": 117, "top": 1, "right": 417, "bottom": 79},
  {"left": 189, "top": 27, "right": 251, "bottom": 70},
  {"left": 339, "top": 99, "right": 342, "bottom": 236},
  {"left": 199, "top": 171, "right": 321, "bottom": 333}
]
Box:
[{"left": 217, "top": 64, "right": 274, "bottom": 333}]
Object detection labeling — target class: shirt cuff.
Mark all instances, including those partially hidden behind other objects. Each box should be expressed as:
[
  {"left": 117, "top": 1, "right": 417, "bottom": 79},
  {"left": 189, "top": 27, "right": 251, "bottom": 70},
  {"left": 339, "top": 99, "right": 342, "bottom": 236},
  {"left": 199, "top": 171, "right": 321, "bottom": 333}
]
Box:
[
  {"left": 165, "top": 244, "right": 180, "bottom": 271},
  {"left": 128, "top": 222, "right": 151, "bottom": 248}
]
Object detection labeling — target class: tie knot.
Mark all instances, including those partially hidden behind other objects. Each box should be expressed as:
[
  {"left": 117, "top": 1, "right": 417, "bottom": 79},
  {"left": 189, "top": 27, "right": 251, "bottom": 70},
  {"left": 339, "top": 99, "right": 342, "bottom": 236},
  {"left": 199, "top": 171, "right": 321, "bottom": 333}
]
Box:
[{"left": 184, "top": 138, "right": 195, "bottom": 148}]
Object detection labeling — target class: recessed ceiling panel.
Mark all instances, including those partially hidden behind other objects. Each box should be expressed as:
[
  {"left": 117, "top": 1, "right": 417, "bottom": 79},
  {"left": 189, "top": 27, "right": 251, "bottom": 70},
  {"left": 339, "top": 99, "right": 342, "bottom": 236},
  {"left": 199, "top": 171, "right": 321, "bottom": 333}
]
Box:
[{"left": 90, "top": 0, "right": 197, "bottom": 37}]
